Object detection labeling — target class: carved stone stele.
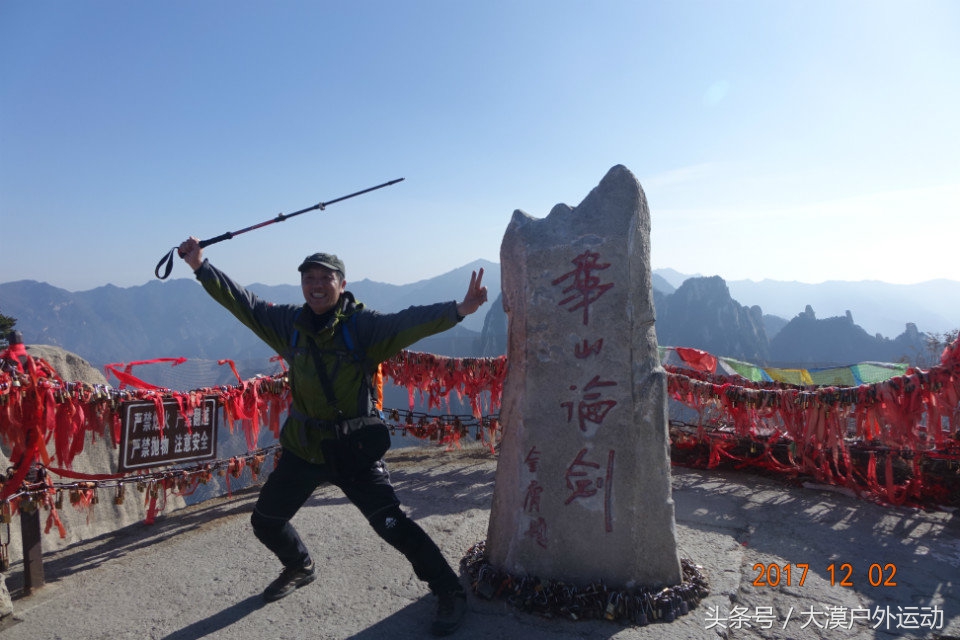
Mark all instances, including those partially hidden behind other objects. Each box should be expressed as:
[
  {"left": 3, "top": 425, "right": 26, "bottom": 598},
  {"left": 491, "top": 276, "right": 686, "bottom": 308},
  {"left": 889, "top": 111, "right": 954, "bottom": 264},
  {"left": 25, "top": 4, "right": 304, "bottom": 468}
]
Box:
[{"left": 487, "top": 165, "right": 682, "bottom": 587}]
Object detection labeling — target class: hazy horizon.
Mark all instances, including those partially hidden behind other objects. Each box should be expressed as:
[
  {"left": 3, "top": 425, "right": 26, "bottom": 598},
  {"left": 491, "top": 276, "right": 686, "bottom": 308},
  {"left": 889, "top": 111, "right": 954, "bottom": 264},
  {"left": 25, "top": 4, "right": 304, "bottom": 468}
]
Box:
[{"left": 3, "top": 262, "right": 959, "bottom": 294}]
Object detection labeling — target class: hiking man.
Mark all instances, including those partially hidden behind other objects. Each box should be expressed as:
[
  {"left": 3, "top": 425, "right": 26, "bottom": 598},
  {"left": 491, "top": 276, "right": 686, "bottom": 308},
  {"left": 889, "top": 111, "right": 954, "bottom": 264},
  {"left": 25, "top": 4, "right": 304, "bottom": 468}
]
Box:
[{"left": 179, "top": 237, "right": 487, "bottom": 636}]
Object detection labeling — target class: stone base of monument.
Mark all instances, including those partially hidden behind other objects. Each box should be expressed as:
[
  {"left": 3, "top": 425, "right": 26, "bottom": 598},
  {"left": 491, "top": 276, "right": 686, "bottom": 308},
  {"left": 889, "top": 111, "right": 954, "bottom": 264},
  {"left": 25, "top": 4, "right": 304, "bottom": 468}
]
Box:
[{"left": 460, "top": 540, "right": 709, "bottom": 626}]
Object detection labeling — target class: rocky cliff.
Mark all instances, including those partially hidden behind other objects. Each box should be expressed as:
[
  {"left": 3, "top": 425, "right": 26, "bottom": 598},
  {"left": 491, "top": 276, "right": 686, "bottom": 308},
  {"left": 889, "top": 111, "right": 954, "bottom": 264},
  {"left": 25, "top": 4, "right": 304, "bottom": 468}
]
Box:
[
  {"left": 769, "top": 306, "right": 928, "bottom": 366},
  {"left": 653, "top": 276, "right": 770, "bottom": 363}
]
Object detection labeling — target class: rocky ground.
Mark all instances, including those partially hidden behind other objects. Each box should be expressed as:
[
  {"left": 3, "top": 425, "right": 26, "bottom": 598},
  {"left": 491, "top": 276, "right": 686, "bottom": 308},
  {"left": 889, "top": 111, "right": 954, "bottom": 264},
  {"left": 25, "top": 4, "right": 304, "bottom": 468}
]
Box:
[{"left": 1, "top": 445, "right": 958, "bottom": 640}]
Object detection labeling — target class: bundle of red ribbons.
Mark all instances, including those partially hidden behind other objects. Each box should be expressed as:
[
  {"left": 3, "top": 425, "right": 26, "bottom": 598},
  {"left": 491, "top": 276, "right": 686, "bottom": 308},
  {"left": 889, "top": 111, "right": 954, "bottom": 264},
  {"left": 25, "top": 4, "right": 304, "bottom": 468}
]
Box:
[{"left": 2, "top": 341, "right": 959, "bottom": 513}]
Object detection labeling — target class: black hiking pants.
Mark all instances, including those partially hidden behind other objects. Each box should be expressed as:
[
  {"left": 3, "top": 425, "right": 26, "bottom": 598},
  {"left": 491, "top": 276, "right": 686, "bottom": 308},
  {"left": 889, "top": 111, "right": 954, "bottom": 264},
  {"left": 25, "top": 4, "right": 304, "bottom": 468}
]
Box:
[{"left": 250, "top": 447, "right": 461, "bottom": 595}]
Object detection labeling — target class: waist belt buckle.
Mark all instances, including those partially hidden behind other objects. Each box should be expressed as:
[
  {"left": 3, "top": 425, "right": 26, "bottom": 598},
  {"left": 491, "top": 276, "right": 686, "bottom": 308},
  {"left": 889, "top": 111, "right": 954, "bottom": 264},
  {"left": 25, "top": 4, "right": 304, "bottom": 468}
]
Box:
[{"left": 335, "top": 416, "right": 379, "bottom": 440}]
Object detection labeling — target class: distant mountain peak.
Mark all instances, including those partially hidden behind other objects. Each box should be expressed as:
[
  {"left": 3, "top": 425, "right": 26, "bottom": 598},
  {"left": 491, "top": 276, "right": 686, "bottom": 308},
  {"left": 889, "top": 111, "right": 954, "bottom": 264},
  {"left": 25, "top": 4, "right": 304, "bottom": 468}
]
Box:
[{"left": 2, "top": 265, "right": 956, "bottom": 371}]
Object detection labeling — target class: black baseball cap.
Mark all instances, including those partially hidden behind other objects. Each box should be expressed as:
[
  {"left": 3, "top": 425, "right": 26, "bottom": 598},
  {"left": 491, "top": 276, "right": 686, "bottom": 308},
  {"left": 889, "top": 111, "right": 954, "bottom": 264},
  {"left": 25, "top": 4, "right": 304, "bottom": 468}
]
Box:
[{"left": 298, "top": 252, "right": 346, "bottom": 277}]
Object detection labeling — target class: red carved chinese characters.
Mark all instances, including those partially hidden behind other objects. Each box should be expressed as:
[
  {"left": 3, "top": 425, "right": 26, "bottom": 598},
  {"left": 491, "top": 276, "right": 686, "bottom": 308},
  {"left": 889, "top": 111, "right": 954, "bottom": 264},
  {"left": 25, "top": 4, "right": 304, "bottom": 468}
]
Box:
[
  {"left": 551, "top": 250, "right": 614, "bottom": 326},
  {"left": 523, "top": 480, "right": 544, "bottom": 513},
  {"left": 564, "top": 447, "right": 616, "bottom": 533},
  {"left": 521, "top": 445, "right": 549, "bottom": 548},
  {"left": 516, "top": 249, "right": 622, "bottom": 548},
  {"left": 524, "top": 517, "right": 549, "bottom": 549},
  {"left": 561, "top": 374, "right": 618, "bottom": 432},
  {"left": 575, "top": 338, "right": 603, "bottom": 359},
  {"left": 524, "top": 446, "right": 541, "bottom": 473}
]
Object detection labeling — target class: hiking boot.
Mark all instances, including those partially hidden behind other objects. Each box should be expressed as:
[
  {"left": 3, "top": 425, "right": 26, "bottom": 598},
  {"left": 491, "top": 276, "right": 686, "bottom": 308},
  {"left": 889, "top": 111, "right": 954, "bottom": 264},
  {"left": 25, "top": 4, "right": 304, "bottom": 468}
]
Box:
[
  {"left": 263, "top": 559, "right": 316, "bottom": 602},
  {"left": 431, "top": 588, "right": 467, "bottom": 636}
]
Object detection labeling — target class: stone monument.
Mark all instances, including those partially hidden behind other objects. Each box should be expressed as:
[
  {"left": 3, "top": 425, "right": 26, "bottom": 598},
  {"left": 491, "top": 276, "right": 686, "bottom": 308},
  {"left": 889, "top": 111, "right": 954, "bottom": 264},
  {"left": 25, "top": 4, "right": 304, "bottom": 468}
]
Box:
[{"left": 486, "top": 164, "right": 682, "bottom": 588}]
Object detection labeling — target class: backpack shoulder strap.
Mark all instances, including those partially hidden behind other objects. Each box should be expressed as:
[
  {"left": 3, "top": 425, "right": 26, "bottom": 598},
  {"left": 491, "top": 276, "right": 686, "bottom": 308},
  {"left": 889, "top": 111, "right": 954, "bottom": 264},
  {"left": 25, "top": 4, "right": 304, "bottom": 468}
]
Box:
[
  {"left": 341, "top": 313, "right": 383, "bottom": 417},
  {"left": 287, "top": 308, "right": 303, "bottom": 360},
  {"left": 288, "top": 311, "right": 381, "bottom": 417},
  {"left": 341, "top": 313, "right": 361, "bottom": 360}
]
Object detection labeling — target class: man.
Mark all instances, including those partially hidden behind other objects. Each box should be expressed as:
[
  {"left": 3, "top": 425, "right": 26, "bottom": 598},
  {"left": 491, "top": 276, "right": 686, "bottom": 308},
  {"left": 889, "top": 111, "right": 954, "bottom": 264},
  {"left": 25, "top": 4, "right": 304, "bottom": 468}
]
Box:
[{"left": 179, "top": 237, "right": 487, "bottom": 636}]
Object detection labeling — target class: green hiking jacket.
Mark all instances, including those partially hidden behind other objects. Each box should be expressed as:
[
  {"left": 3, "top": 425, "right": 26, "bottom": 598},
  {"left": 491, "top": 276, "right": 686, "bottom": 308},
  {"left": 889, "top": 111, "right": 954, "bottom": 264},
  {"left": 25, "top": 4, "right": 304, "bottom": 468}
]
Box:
[{"left": 194, "top": 259, "right": 460, "bottom": 464}]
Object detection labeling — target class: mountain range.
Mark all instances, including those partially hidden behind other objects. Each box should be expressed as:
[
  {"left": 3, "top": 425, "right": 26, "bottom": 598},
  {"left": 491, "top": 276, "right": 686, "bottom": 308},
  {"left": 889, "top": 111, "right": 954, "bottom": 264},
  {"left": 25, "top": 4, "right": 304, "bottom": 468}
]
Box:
[
  {"left": 655, "top": 268, "right": 958, "bottom": 339},
  {"left": 1, "top": 262, "right": 956, "bottom": 388}
]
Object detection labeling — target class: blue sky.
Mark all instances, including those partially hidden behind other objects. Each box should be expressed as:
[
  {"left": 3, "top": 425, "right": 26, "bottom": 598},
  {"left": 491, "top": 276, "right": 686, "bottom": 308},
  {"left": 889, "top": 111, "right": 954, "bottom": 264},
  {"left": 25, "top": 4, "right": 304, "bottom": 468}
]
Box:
[{"left": 2, "top": 1, "right": 958, "bottom": 291}]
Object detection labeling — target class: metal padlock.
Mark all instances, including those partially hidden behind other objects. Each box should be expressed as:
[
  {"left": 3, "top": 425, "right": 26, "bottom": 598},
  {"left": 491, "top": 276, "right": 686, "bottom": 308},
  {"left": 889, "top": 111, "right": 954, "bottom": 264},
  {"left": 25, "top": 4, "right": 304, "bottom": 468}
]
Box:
[
  {"left": 474, "top": 566, "right": 497, "bottom": 600},
  {"left": 0, "top": 508, "right": 9, "bottom": 572},
  {"left": 659, "top": 593, "right": 676, "bottom": 622},
  {"left": 250, "top": 455, "right": 264, "bottom": 476},
  {"left": 20, "top": 495, "right": 38, "bottom": 514},
  {"left": 475, "top": 579, "right": 497, "bottom": 600},
  {"left": 604, "top": 593, "right": 619, "bottom": 620},
  {"left": 632, "top": 596, "right": 649, "bottom": 626}
]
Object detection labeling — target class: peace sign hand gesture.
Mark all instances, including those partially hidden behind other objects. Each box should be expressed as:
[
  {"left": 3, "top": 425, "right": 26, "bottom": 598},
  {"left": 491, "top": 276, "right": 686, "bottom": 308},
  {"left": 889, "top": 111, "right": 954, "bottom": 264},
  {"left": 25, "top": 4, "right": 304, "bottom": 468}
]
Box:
[{"left": 456, "top": 268, "right": 489, "bottom": 318}]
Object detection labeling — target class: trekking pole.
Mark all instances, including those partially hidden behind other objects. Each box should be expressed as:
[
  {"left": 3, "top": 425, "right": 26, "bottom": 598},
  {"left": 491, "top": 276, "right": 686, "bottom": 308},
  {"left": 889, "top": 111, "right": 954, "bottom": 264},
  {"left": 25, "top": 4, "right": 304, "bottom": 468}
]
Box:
[{"left": 154, "top": 178, "right": 404, "bottom": 279}]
